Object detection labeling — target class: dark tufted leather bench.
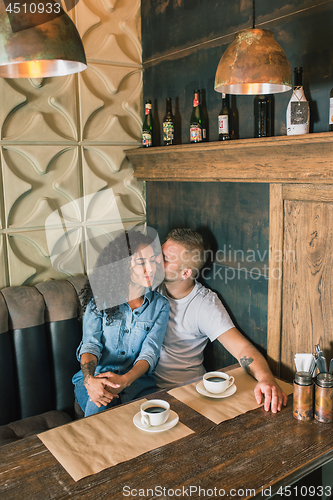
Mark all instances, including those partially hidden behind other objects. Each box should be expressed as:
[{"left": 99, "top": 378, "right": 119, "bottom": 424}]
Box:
[{"left": 0, "top": 276, "right": 86, "bottom": 446}]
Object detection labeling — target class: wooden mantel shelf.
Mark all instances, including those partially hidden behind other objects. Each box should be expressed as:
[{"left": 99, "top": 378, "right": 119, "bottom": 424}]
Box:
[{"left": 126, "top": 132, "right": 333, "bottom": 183}]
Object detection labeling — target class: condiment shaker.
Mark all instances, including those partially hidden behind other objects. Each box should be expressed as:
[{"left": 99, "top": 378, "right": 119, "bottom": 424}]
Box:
[
  {"left": 293, "top": 371, "right": 314, "bottom": 421},
  {"left": 314, "top": 373, "right": 333, "bottom": 423}
]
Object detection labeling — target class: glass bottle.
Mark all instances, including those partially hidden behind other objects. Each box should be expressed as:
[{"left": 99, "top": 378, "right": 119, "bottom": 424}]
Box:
[
  {"left": 286, "top": 67, "right": 310, "bottom": 136},
  {"left": 190, "top": 90, "right": 206, "bottom": 143},
  {"left": 329, "top": 88, "right": 333, "bottom": 132},
  {"left": 162, "top": 97, "right": 175, "bottom": 146},
  {"left": 142, "top": 99, "right": 154, "bottom": 147},
  {"left": 254, "top": 95, "right": 273, "bottom": 138},
  {"left": 218, "top": 93, "right": 231, "bottom": 141}
]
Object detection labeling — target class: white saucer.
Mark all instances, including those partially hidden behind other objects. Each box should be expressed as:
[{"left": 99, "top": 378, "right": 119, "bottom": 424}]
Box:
[
  {"left": 133, "top": 409, "right": 179, "bottom": 432},
  {"left": 196, "top": 380, "right": 237, "bottom": 399}
]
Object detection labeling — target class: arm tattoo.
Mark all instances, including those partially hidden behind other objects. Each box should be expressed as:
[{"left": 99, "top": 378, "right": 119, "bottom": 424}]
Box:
[
  {"left": 240, "top": 356, "right": 254, "bottom": 374},
  {"left": 81, "top": 360, "right": 96, "bottom": 384}
]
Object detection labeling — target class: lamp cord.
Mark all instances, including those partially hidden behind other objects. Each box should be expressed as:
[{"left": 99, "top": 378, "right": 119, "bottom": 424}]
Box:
[{"left": 253, "top": 0, "right": 255, "bottom": 29}]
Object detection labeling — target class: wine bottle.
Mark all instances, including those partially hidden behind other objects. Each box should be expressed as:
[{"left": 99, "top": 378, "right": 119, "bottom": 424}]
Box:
[
  {"left": 190, "top": 90, "right": 206, "bottom": 143},
  {"left": 286, "top": 67, "right": 310, "bottom": 136},
  {"left": 142, "top": 100, "right": 154, "bottom": 147},
  {"left": 254, "top": 94, "right": 273, "bottom": 138},
  {"left": 218, "top": 93, "right": 231, "bottom": 141},
  {"left": 162, "top": 97, "right": 175, "bottom": 145},
  {"left": 329, "top": 87, "right": 333, "bottom": 132}
]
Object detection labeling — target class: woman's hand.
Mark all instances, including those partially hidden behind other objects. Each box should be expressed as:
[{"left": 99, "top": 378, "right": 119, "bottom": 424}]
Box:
[
  {"left": 95, "top": 361, "right": 151, "bottom": 396},
  {"left": 84, "top": 374, "right": 120, "bottom": 408},
  {"left": 95, "top": 372, "right": 129, "bottom": 395}
]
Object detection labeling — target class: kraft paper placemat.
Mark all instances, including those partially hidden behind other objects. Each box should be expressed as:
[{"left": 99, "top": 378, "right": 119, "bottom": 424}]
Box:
[
  {"left": 168, "top": 367, "right": 293, "bottom": 425},
  {"left": 38, "top": 398, "right": 194, "bottom": 482}
]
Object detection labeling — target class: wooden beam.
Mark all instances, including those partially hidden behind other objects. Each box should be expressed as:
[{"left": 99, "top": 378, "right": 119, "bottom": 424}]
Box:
[
  {"left": 126, "top": 132, "right": 333, "bottom": 183},
  {"left": 267, "top": 184, "right": 284, "bottom": 376}
]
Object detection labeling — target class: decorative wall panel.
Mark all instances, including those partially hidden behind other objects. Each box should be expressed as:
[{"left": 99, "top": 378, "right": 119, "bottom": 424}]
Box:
[
  {"left": 2, "top": 146, "right": 81, "bottom": 229},
  {"left": 1, "top": 76, "right": 78, "bottom": 142},
  {"left": 81, "top": 146, "right": 145, "bottom": 216},
  {"left": 0, "top": 0, "right": 143, "bottom": 287}
]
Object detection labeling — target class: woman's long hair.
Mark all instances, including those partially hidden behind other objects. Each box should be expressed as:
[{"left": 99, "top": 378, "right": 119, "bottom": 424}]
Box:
[{"left": 79, "top": 230, "right": 153, "bottom": 323}]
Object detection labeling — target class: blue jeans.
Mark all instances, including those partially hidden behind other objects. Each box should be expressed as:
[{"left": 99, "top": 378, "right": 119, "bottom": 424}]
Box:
[{"left": 74, "top": 373, "right": 158, "bottom": 417}]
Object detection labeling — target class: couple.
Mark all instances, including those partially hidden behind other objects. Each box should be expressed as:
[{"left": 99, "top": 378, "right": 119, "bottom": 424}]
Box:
[{"left": 73, "top": 228, "right": 287, "bottom": 417}]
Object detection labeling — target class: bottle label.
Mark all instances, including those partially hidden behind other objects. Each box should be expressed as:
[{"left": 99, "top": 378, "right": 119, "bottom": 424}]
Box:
[
  {"left": 142, "top": 132, "right": 152, "bottom": 146},
  {"left": 163, "top": 122, "right": 174, "bottom": 142},
  {"left": 145, "top": 103, "right": 152, "bottom": 115},
  {"left": 190, "top": 125, "right": 202, "bottom": 142},
  {"left": 218, "top": 115, "right": 229, "bottom": 134},
  {"left": 193, "top": 97, "right": 199, "bottom": 107},
  {"left": 330, "top": 97, "right": 333, "bottom": 125},
  {"left": 290, "top": 102, "right": 309, "bottom": 125}
]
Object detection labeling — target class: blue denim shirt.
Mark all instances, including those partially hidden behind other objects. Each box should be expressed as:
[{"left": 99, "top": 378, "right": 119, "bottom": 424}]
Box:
[{"left": 72, "top": 290, "right": 170, "bottom": 384}]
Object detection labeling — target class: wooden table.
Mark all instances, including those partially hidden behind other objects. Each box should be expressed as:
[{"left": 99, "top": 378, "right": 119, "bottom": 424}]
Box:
[{"left": 1, "top": 374, "right": 333, "bottom": 499}]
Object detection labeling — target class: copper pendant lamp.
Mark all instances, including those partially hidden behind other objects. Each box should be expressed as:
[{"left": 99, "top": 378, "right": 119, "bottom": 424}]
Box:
[
  {"left": 0, "top": 1, "right": 87, "bottom": 78},
  {"left": 214, "top": 0, "right": 291, "bottom": 95}
]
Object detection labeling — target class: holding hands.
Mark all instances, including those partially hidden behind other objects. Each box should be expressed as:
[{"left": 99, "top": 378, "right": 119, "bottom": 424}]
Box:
[
  {"left": 84, "top": 373, "right": 121, "bottom": 408},
  {"left": 81, "top": 353, "right": 121, "bottom": 408},
  {"left": 81, "top": 354, "right": 151, "bottom": 409}
]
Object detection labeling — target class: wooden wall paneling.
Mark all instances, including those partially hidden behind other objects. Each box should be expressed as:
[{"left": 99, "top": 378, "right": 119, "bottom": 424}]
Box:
[
  {"left": 268, "top": 183, "right": 333, "bottom": 381},
  {"left": 267, "top": 184, "right": 284, "bottom": 376}
]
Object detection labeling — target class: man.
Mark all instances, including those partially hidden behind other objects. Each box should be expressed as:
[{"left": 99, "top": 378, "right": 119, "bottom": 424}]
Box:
[{"left": 155, "top": 228, "right": 287, "bottom": 414}]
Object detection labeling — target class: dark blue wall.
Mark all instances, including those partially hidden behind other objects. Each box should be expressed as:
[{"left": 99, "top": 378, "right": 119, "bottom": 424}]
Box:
[{"left": 146, "top": 181, "right": 269, "bottom": 368}]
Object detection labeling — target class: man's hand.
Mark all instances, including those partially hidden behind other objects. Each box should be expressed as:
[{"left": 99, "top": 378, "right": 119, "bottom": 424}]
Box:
[
  {"left": 84, "top": 375, "right": 120, "bottom": 408},
  {"left": 254, "top": 378, "right": 288, "bottom": 413}
]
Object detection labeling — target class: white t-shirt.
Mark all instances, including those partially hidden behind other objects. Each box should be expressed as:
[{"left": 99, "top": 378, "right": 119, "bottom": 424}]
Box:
[{"left": 154, "top": 281, "right": 234, "bottom": 389}]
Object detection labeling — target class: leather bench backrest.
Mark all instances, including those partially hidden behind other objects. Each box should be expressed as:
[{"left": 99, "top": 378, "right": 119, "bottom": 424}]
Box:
[{"left": 0, "top": 277, "right": 86, "bottom": 426}]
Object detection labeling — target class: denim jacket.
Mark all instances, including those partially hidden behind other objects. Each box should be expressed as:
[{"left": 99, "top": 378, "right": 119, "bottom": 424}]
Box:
[{"left": 72, "top": 290, "right": 170, "bottom": 384}]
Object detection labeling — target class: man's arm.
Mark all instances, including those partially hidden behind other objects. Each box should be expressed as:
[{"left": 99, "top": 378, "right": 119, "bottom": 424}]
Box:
[{"left": 217, "top": 327, "right": 288, "bottom": 413}]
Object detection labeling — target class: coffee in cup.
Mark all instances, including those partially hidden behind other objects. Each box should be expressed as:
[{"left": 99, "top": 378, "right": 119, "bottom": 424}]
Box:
[
  {"left": 203, "top": 371, "right": 234, "bottom": 394},
  {"left": 140, "top": 399, "right": 170, "bottom": 426}
]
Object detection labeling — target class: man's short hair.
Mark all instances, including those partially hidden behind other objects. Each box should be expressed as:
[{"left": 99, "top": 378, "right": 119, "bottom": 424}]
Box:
[{"left": 166, "top": 228, "right": 207, "bottom": 273}]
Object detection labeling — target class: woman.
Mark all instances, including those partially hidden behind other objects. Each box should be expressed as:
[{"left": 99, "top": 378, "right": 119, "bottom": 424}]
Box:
[{"left": 72, "top": 230, "right": 170, "bottom": 417}]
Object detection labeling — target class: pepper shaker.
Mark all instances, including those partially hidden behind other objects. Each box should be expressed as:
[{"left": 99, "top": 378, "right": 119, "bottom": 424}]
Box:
[
  {"left": 314, "top": 373, "right": 333, "bottom": 423},
  {"left": 293, "top": 371, "right": 314, "bottom": 421}
]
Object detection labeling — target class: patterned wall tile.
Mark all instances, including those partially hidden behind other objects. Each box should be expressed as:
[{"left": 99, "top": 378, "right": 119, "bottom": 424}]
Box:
[
  {"left": 76, "top": 0, "right": 141, "bottom": 66},
  {"left": 79, "top": 65, "right": 142, "bottom": 142},
  {"left": 6, "top": 229, "right": 77, "bottom": 286},
  {"left": 2, "top": 146, "right": 81, "bottom": 229},
  {"left": 1, "top": 76, "right": 78, "bottom": 142},
  {"left": 81, "top": 145, "right": 145, "bottom": 216}
]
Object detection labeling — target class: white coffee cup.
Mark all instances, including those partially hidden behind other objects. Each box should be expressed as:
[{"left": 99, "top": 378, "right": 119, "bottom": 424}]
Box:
[
  {"left": 140, "top": 399, "right": 170, "bottom": 426},
  {"left": 203, "top": 371, "right": 235, "bottom": 394}
]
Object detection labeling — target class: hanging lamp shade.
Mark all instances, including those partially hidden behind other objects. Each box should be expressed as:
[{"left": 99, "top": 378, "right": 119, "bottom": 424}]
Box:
[
  {"left": 214, "top": 29, "right": 292, "bottom": 95},
  {"left": 0, "top": 2, "right": 87, "bottom": 78}
]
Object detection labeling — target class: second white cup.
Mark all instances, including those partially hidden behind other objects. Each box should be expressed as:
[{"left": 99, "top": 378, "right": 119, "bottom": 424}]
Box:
[{"left": 203, "top": 371, "right": 234, "bottom": 394}]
